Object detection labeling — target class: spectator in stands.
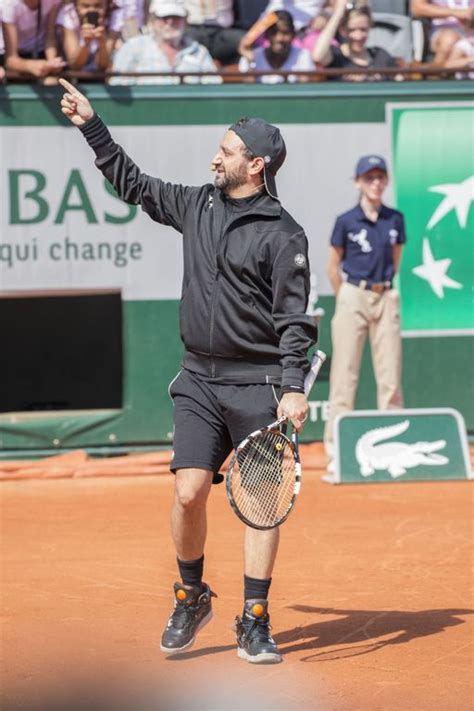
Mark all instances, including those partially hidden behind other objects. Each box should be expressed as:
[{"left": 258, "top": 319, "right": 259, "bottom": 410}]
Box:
[
  {"left": 56, "top": 0, "right": 124, "bottom": 72},
  {"left": 260, "top": 0, "right": 327, "bottom": 32},
  {"left": 110, "top": 0, "right": 219, "bottom": 84},
  {"left": 2, "top": 0, "right": 65, "bottom": 80},
  {"left": 312, "top": 0, "right": 399, "bottom": 80},
  {"left": 238, "top": 10, "right": 314, "bottom": 83},
  {"left": 411, "top": 0, "right": 474, "bottom": 68},
  {"left": 239, "top": 5, "right": 333, "bottom": 60},
  {"left": 183, "top": 0, "right": 244, "bottom": 66},
  {"left": 238, "top": 9, "right": 280, "bottom": 62},
  {"left": 294, "top": 5, "right": 335, "bottom": 52}
]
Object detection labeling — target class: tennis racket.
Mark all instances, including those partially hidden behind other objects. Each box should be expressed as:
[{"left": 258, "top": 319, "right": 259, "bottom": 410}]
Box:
[{"left": 226, "top": 349, "right": 327, "bottom": 530}]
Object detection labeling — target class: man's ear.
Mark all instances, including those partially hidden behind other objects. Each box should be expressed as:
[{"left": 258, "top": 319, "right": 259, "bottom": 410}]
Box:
[{"left": 249, "top": 156, "right": 265, "bottom": 177}]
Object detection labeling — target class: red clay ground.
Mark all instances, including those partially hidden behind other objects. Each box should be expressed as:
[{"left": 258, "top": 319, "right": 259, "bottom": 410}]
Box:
[{"left": 1, "top": 444, "right": 473, "bottom": 711}]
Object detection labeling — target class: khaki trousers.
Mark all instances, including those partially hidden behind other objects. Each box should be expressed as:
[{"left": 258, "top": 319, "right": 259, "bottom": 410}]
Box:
[{"left": 324, "top": 282, "right": 403, "bottom": 457}]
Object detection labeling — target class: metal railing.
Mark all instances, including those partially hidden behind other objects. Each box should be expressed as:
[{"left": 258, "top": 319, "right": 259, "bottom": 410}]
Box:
[{"left": 2, "top": 64, "right": 471, "bottom": 84}]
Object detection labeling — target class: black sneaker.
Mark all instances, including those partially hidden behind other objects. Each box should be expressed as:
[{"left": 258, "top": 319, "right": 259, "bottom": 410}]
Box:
[
  {"left": 235, "top": 599, "right": 282, "bottom": 664},
  {"left": 160, "top": 582, "right": 214, "bottom": 655}
]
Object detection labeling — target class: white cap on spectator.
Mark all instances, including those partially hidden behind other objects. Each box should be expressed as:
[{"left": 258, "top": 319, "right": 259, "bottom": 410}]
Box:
[{"left": 149, "top": 0, "right": 186, "bottom": 18}]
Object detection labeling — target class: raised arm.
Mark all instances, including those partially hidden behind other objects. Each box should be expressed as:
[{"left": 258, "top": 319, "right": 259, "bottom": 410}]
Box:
[
  {"left": 238, "top": 12, "right": 278, "bottom": 62},
  {"left": 95, "top": 30, "right": 120, "bottom": 71},
  {"left": 59, "top": 78, "right": 194, "bottom": 230},
  {"left": 311, "top": 0, "right": 346, "bottom": 66},
  {"left": 61, "top": 25, "right": 92, "bottom": 69}
]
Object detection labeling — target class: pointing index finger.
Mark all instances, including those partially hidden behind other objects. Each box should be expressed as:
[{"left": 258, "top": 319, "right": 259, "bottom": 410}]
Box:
[{"left": 59, "top": 78, "right": 79, "bottom": 96}]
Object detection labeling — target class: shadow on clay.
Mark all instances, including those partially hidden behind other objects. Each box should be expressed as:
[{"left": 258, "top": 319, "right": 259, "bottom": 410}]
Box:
[{"left": 276, "top": 605, "right": 474, "bottom": 661}]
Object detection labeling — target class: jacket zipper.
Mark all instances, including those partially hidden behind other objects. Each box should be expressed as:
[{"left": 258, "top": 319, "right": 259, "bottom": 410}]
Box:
[
  {"left": 209, "top": 269, "right": 221, "bottom": 377},
  {"left": 208, "top": 211, "right": 249, "bottom": 376}
]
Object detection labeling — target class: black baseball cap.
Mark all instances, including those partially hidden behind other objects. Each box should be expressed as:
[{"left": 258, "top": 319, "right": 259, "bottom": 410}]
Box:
[
  {"left": 355, "top": 155, "right": 388, "bottom": 177},
  {"left": 229, "top": 117, "right": 286, "bottom": 200}
]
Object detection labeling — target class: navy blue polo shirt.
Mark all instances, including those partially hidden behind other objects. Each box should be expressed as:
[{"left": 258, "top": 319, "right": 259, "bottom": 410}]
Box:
[{"left": 330, "top": 204, "right": 406, "bottom": 283}]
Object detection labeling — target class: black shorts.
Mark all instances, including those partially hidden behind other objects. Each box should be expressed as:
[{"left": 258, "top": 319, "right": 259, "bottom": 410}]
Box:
[{"left": 169, "top": 368, "right": 280, "bottom": 475}]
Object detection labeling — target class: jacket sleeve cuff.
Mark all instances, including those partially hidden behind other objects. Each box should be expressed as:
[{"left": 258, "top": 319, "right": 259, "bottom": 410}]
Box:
[
  {"left": 78, "top": 113, "right": 112, "bottom": 149},
  {"left": 280, "top": 367, "right": 305, "bottom": 393}
]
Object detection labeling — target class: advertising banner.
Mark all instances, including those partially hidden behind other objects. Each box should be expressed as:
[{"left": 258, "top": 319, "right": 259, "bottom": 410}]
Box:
[
  {"left": 390, "top": 103, "right": 474, "bottom": 335},
  {"left": 333, "top": 408, "right": 472, "bottom": 483}
]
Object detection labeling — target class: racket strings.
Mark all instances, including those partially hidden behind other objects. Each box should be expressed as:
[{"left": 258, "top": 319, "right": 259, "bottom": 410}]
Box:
[
  {"left": 231, "top": 430, "right": 296, "bottom": 528},
  {"left": 236, "top": 438, "right": 294, "bottom": 526}
]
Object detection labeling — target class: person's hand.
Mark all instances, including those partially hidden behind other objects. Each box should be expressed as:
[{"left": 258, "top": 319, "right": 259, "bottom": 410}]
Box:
[
  {"left": 239, "top": 45, "right": 254, "bottom": 62},
  {"left": 277, "top": 392, "right": 308, "bottom": 433},
  {"left": 457, "top": 8, "right": 473, "bottom": 26},
  {"left": 48, "top": 57, "right": 67, "bottom": 74},
  {"left": 30, "top": 57, "right": 66, "bottom": 78},
  {"left": 29, "top": 60, "right": 49, "bottom": 78},
  {"left": 93, "top": 25, "right": 105, "bottom": 41},
  {"left": 59, "top": 78, "right": 94, "bottom": 126},
  {"left": 80, "top": 22, "right": 101, "bottom": 42}
]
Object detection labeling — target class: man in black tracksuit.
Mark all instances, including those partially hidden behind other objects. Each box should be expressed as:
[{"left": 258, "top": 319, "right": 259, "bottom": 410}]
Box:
[{"left": 59, "top": 78, "right": 317, "bottom": 664}]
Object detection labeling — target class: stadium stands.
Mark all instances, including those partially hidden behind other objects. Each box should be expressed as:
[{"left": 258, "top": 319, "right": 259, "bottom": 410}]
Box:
[
  {"left": 370, "top": 0, "right": 409, "bottom": 15},
  {"left": 0, "top": 0, "right": 471, "bottom": 83},
  {"left": 368, "top": 12, "right": 414, "bottom": 63}
]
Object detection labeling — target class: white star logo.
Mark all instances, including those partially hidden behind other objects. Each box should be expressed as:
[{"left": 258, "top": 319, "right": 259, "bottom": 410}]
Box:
[
  {"left": 427, "top": 175, "right": 474, "bottom": 230},
  {"left": 412, "top": 238, "right": 463, "bottom": 299}
]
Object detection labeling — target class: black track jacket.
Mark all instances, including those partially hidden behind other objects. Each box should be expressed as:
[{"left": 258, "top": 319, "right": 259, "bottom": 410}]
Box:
[{"left": 79, "top": 114, "right": 317, "bottom": 392}]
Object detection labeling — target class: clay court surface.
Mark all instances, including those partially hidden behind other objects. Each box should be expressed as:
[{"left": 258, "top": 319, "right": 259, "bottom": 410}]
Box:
[{"left": 1, "top": 444, "right": 473, "bottom": 710}]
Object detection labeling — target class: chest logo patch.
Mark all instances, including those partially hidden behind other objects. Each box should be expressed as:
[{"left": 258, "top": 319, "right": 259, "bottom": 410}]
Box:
[
  {"left": 348, "top": 229, "right": 372, "bottom": 253},
  {"left": 294, "top": 253, "right": 306, "bottom": 267}
]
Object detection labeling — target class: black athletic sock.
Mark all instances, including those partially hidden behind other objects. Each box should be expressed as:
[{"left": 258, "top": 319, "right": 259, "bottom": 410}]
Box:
[
  {"left": 244, "top": 574, "right": 271, "bottom": 601},
  {"left": 177, "top": 555, "right": 204, "bottom": 588}
]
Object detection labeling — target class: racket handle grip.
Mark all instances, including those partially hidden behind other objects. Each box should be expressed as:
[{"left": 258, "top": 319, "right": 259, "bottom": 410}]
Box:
[{"left": 304, "top": 349, "right": 327, "bottom": 397}]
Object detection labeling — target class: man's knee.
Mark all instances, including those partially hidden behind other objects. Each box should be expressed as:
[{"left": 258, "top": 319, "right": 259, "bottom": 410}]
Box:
[{"left": 174, "top": 469, "right": 212, "bottom": 510}]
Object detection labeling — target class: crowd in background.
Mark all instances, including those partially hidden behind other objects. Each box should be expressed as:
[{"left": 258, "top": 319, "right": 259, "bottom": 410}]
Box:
[{"left": 0, "top": 0, "right": 473, "bottom": 84}]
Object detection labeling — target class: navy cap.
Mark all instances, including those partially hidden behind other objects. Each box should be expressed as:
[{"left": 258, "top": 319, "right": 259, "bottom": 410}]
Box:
[
  {"left": 355, "top": 155, "right": 388, "bottom": 177},
  {"left": 229, "top": 117, "right": 286, "bottom": 200}
]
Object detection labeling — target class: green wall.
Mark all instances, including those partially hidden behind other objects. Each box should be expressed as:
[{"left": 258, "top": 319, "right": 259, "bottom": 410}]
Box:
[{"left": 1, "top": 81, "right": 472, "bottom": 127}]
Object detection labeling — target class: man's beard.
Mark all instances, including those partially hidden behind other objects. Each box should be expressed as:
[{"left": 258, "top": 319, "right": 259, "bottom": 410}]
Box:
[{"left": 214, "top": 164, "right": 248, "bottom": 192}]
